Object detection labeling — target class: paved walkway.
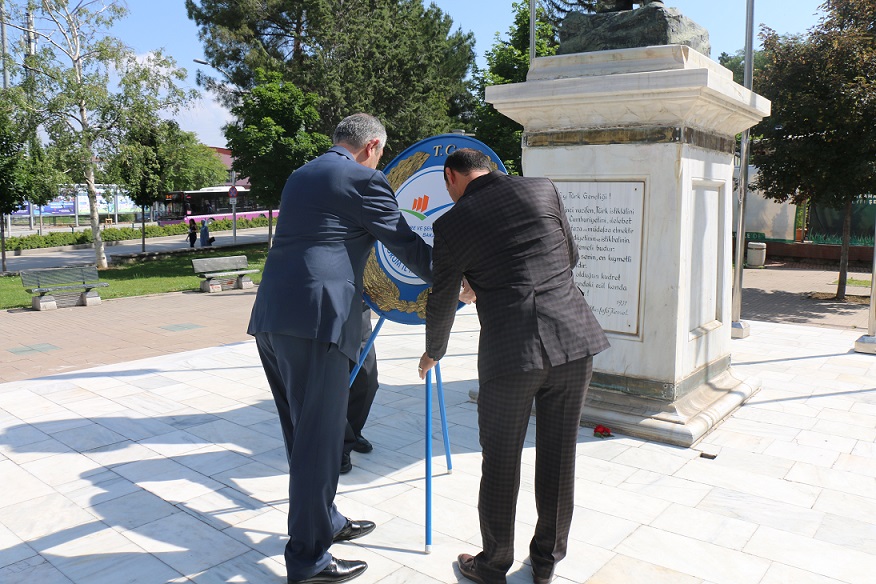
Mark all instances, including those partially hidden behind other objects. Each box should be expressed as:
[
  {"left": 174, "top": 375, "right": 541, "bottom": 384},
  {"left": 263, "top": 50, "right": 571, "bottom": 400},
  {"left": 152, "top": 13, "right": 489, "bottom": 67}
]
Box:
[
  {"left": 740, "top": 263, "right": 871, "bottom": 330},
  {"left": 1, "top": 243, "right": 875, "bottom": 583}
]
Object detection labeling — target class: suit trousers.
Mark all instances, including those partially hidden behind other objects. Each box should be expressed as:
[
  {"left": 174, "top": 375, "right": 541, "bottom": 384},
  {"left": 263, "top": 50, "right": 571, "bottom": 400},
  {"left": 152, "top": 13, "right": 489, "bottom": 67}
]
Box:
[
  {"left": 344, "top": 306, "right": 378, "bottom": 455},
  {"left": 255, "top": 332, "right": 349, "bottom": 580},
  {"left": 474, "top": 355, "right": 593, "bottom": 584}
]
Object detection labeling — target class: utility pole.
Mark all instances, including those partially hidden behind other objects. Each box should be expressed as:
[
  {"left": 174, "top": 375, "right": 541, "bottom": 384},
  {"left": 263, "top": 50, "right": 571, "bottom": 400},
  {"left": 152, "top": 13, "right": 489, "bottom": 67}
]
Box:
[
  {"left": 731, "top": 0, "right": 756, "bottom": 339},
  {"left": 26, "top": 6, "right": 38, "bottom": 233},
  {"left": 529, "top": 0, "right": 536, "bottom": 64},
  {"left": 1, "top": 0, "right": 9, "bottom": 271},
  {"left": 1, "top": 0, "right": 9, "bottom": 90}
]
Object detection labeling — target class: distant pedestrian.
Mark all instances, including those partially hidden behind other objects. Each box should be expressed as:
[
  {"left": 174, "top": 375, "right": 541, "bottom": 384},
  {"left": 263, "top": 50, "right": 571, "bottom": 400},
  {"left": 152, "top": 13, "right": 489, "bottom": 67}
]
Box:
[
  {"left": 200, "top": 220, "right": 215, "bottom": 247},
  {"left": 188, "top": 219, "right": 198, "bottom": 248}
]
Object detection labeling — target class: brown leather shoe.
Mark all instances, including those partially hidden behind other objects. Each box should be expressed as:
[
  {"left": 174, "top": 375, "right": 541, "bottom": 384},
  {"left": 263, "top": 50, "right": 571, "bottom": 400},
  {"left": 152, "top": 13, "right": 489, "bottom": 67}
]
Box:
[
  {"left": 532, "top": 567, "right": 553, "bottom": 584},
  {"left": 457, "top": 553, "right": 487, "bottom": 584}
]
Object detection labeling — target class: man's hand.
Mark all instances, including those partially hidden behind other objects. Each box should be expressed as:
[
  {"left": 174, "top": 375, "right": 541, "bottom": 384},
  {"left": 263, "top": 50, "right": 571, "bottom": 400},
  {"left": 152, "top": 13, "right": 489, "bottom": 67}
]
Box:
[
  {"left": 418, "top": 353, "right": 438, "bottom": 380},
  {"left": 459, "top": 277, "right": 476, "bottom": 304}
]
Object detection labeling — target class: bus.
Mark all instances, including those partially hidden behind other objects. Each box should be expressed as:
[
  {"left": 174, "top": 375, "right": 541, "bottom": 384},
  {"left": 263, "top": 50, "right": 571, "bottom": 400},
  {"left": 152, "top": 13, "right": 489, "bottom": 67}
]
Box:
[{"left": 156, "top": 186, "right": 278, "bottom": 226}]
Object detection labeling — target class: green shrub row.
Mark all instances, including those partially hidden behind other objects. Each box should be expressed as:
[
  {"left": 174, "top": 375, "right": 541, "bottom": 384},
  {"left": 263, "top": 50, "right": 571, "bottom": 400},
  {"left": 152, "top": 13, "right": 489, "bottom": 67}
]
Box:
[
  {"left": 808, "top": 232, "right": 876, "bottom": 246},
  {"left": 4, "top": 216, "right": 273, "bottom": 250}
]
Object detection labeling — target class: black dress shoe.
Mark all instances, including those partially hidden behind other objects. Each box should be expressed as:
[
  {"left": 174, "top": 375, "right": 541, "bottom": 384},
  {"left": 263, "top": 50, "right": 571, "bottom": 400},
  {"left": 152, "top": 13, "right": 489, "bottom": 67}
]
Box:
[
  {"left": 289, "top": 557, "right": 367, "bottom": 583},
  {"left": 351, "top": 436, "right": 373, "bottom": 453},
  {"left": 340, "top": 452, "right": 352, "bottom": 474},
  {"left": 532, "top": 567, "right": 553, "bottom": 584},
  {"left": 457, "top": 553, "right": 487, "bottom": 584},
  {"left": 333, "top": 519, "right": 376, "bottom": 542}
]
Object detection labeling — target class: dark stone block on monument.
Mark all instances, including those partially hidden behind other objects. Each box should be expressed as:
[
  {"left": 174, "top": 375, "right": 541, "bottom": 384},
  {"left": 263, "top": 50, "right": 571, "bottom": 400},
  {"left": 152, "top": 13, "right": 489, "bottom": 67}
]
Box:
[{"left": 559, "top": 1, "right": 711, "bottom": 56}]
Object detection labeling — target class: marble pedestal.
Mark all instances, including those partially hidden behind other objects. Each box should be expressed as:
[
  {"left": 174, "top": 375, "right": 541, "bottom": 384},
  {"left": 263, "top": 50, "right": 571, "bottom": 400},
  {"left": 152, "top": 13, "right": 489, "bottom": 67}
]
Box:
[{"left": 486, "top": 46, "right": 770, "bottom": 446}]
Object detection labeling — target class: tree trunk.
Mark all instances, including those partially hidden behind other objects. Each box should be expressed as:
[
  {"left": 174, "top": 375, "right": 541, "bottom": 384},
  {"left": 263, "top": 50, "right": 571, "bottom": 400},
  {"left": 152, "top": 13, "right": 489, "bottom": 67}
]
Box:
[
  {"left": 141, "top": 204, "right": 147, "bottom": 252},
  {"left": 85, "top": 163, "right": 107, "bottom": 268},
  {"left": 78, "top": 95, "right": 107, "bottom": 268},
  {"left": 836, "top": 197, "right": 853, "bottom": 301}
]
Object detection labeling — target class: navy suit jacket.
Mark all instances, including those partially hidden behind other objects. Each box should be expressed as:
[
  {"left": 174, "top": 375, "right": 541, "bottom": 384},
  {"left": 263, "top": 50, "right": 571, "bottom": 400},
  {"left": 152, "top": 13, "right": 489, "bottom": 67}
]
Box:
[
  {"left": 425, "top": 172, "right": 609, "bottom": 383},
  {"left": 248, "top": 146, "right": 433, "bottom": 361}
]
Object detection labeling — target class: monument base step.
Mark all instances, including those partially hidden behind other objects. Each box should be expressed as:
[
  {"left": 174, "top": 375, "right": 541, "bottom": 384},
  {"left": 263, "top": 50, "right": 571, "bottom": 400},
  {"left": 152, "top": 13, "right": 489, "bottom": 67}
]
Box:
[{"left": 468, "top": 368, "right": 760, "bottom": 448}]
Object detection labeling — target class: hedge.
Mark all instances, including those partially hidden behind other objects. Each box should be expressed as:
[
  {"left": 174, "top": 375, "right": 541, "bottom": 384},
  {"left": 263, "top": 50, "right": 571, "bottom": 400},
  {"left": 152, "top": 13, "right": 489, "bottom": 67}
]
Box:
[{"left": 4, "top": 216, "right": 273, "bottom": 251}]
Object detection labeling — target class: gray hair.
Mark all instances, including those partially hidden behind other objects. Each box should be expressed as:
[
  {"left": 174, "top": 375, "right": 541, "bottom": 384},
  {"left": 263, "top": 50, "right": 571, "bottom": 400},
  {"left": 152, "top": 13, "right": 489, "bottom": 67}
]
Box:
[{"left": 333, "top": 113, "right": 387, "bottom": 150}]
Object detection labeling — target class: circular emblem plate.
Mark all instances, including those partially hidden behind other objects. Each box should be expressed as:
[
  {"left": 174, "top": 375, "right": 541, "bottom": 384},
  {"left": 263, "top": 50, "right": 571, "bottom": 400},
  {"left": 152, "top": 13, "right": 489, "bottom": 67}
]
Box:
[{"left": 364, "top": 134, "right": 507, "bottom": 324}]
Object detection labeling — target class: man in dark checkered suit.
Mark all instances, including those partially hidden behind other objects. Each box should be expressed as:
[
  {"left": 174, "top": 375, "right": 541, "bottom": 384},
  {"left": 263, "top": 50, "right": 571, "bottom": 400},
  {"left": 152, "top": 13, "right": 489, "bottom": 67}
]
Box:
[{"left": 419, "top": 148, "right": 610, "bottom": 584}]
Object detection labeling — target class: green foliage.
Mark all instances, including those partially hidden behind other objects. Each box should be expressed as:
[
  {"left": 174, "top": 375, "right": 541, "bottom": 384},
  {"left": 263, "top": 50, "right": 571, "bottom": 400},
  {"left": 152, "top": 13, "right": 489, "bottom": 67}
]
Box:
[
  {"left": 471, "top": 2, "right": 559, "bottom": 174},
  {"left": 0, "top": 96, "right": 27, "bottom": 217},
  {"left": 751, "top": 0, "right": 876, "bottom": 298},
  {"left": 5, "top": 230, "right": 92, "bottom": 251},
  {"left": 810, "top": 232, "right": 875, "bottom": 247},
  {"left": 6, "top": 0, "right": 198, "bottom": 266},
  {"left": 164, "top": 140, "right": 229, "bottom": 193},
  {"left": 187, "top": 0, "right": 476, "bottom": 155},
  {"left": 108, "top": 119, "right": 227, "bottom": 222},
  {"left": 752, "top": 22, "right": 876, "bottom": 209},
  {"left": 718, "top": 49, "right": 769, "bottom": 86},
  {"left": 224, "top": 69, "right": 331, "bottom": 210},
  {"left": 541, "top": 0, "right": 597, "bottom": 21}
]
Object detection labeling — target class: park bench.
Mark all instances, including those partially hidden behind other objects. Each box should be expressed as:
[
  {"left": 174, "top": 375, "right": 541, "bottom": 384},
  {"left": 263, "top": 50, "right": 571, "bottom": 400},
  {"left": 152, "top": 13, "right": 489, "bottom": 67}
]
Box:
[
  {"left": 191, "top": 255, "right": 259, "bottom": 293},
  {"left": 20, "top": 266, "right": 109, "bottom": 311}
]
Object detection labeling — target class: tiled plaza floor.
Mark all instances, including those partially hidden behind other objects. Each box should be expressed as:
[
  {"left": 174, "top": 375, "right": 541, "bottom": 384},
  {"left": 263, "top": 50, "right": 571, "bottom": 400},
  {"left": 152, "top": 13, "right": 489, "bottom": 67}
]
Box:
[{"left": 2, "top": 295, "right": 876, "bottom": 583}]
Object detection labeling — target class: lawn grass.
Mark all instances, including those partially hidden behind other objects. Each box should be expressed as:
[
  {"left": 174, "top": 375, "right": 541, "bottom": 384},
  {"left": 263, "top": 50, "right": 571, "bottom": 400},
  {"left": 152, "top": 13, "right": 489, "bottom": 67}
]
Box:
[
  {"left": 0, "top": 246, "right": 269, "bottom": 310},
  {"left": 831, "top": 278, "right": 872, "bottom": 287}
]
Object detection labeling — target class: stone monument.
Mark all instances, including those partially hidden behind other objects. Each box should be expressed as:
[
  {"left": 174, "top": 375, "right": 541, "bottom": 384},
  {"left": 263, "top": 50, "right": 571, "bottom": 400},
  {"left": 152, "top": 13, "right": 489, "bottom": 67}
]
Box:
[
  {"left": 484, "top": 6, "right": 770, "bottom": 446},
  {"left": 559, "top": 1, "right": 710, "bottom": 55}
]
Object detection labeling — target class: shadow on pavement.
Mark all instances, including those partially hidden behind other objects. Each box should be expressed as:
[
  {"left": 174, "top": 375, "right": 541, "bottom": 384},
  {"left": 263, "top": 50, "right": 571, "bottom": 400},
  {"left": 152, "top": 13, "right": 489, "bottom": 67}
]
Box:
[{"left": 742, "top": 288, "right": 867, "bottom": 324}]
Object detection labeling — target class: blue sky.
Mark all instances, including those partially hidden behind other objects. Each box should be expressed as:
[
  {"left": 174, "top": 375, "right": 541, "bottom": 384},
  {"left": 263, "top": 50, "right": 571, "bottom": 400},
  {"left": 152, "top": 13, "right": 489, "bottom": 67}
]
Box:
[{"left": 110, "top": 0, "right": 826, "bottom": 147}]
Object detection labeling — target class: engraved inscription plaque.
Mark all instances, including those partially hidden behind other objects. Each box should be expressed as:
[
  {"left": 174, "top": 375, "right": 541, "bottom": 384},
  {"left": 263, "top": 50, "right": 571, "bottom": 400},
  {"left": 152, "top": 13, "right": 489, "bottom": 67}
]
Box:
[{"left": 558, "top": 181, "right": 645, "bottom": 334}]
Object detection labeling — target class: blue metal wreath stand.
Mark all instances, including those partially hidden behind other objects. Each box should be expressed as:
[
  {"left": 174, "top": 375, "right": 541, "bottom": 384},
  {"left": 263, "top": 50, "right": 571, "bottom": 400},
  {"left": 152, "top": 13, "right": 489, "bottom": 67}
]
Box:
[{"left": 348, "top": 315, "right": 452, "bottom": 553}]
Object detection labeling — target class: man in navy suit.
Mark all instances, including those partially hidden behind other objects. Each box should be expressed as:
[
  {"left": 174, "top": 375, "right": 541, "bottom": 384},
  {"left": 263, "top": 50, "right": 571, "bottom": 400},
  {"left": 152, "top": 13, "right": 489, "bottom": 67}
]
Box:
[
  {"left": 419, "top": 149, "right": 609, "bottom": 584},
  {"left": 249, "top": 113, "right": 432, "bottom": 583}
]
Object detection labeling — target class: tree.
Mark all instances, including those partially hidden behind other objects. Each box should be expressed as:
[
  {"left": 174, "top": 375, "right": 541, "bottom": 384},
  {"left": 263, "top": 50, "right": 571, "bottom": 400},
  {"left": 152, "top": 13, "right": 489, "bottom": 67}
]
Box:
[
  {"left": 541, "top": 0, "right": 597, "bottom": 21},
  {"left": 0, "top": 86, "right": 64, "bottom": 271},
  {"left": 0, "top": 96, "right": 26, "bottom": 273},
  {"left": 5, "top": 0, "right": 197, "bottom": 268},
  {"left": 751, "top": 0, "right": 876, "bottom": 300},
  {"left": 186, "top": 0, "right": 476, "bottom": 157},
  {"left": 224, "top": 69, "right": 331, "bottom": 244},
  {"left": 471, "top": 1, "right": 558, "bottom": 174},
  {"left": 718, "top": 49, "right": 768, "bottom": 86},
  {"left": 109, "top": 119, "right": 227, "bottom": 251},
  {"left": 159, "top": 133, "right": 228, "bottom": 194}
]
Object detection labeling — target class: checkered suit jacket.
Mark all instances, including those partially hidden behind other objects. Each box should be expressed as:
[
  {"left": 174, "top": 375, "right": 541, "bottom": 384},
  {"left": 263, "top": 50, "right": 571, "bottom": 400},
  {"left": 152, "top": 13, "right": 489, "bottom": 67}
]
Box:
[{"left": 426, "top": 172, "right": 610, "bottom": 383}]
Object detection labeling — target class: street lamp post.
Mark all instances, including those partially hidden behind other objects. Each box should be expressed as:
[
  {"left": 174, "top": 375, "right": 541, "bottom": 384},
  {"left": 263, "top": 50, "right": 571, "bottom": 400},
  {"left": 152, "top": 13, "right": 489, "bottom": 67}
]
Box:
[
  {"left": 853, "top": 219, "right": 876, "bottom": 354},
  {"left": 529, "top": 0, "right": 536, "bottom": 64},
  {"left": 732, "top": 0, "right": 756, "bottom": 339},
  {"left": 230, "top": 170, "right": 237, "bottom": 245}
]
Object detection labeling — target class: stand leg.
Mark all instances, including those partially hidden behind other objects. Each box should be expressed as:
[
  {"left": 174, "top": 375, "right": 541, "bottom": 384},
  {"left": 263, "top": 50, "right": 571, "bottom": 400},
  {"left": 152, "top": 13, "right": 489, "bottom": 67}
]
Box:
[
  {"left": 435, "top": 363, "right": 452, "bottom": 473},
  {"left": 349, "top": 316, "right": 385, "bottom": 387},
  {"left": 425, "top": 369, "right": 433, "bottom": 553}
]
